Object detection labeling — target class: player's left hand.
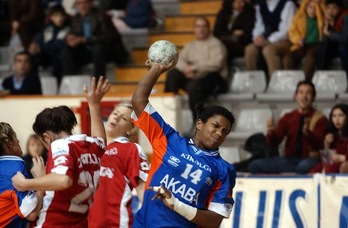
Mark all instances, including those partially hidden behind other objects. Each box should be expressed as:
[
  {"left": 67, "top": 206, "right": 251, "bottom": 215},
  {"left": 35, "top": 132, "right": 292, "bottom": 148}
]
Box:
[
  {"left": 149, "top": 185, "right": 175, "bottom": 210},
  {"left": 12, "top": 171, "right": 27, "bottom": 192},
  {"left": 84, "top": 76, "right": 111, "bottom": 106}
]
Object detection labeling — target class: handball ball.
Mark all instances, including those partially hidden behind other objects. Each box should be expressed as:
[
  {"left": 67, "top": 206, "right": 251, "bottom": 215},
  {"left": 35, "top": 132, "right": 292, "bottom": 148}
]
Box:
[{"left": 148, "top": 40, "right": 179, "bottom": 65}]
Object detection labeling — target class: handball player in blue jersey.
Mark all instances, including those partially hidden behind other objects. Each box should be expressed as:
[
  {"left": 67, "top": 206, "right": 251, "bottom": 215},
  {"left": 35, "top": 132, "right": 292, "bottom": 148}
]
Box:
[{"left": 131, "top": 59, "right": 237, "bottom": 227}]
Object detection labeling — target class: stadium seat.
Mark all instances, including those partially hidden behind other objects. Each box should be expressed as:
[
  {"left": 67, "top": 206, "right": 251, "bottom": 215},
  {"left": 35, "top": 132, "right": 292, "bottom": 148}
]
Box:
[
  {"left": 312, "top": 70, "right": 347, "bottom": 101},
  {"left": 227, "top": 107, "right": 272, "bottom": 141},
  {"left": 218, "top": 71, "right": 266, "bottom": 101},
  {"left": 256, "top": 70, "right": 305, "bottom": 102},
  {"left": 59, "top": 75, "right": 91, "bottom": 95},
  {"left": 40, "top": 76, "right": 58, "bottom": 95}
]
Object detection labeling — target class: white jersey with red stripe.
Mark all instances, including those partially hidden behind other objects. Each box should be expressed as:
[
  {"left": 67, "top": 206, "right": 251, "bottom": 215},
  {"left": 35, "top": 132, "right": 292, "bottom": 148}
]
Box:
[{"left": 34, "top": 134, "right": 105, "bottom": 228}]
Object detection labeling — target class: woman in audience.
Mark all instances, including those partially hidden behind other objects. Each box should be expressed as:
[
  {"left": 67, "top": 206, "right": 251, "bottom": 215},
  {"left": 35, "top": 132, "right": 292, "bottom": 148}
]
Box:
[
  {"left": 88, "top": 103, "right": 150, "bottom": 227},
  {"left": 317, "top": 0, "right": 348, "bottom": 76},
  {"left": 287, "top": 0, "right": 325, "bottom": 80},
  {"left": 311, "top": 103, "right": 348, "bottom": 173}
]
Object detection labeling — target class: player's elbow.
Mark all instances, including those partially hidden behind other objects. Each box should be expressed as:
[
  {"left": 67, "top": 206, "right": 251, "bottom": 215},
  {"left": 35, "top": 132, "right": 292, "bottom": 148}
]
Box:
[{"left": 56, "top": 175, "right": 73, "bottom": 190}]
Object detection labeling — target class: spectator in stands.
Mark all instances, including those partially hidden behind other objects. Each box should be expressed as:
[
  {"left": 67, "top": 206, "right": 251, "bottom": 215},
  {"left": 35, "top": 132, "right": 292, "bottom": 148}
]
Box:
[
  {"left": 311, "top": 103, "right": 348, "bottom": 173},
  {"left": 287, "top": 0, "right": 325, "bottom": 80},
  {"left": 22, "top": 134, "right": 48, "bottom": 179},
  {"left": 317, "top": 0, "right": 348, "bottom": 76},
  {"left": 2, "top": 51, "right": 42, "bottom": 95},
  {"left": 108, "top": 0, "right": 157, "bottom": 32},
  {"left": 244, "top": 0, "right": 297, "bottom": 79},
  {"left": 28, "top": 4, "right": 70, "bottom": 86},
  {"left": 61, "top": 0, "right": 129, "bottom": 79},
  {"left": 249, "top": 81, "right": 328, "bottom": 174},
  {"left": 164, "top": 16, "right": 229, "bottom": 125},
  {"left": 213, "top": 0, "right": 255, "bottom": 60},
  {"left": 0, "top": 0, "right": 11, "bottom": 46},
  {"left": 8, "top": 0, "right": 44, "bottom": 49}
]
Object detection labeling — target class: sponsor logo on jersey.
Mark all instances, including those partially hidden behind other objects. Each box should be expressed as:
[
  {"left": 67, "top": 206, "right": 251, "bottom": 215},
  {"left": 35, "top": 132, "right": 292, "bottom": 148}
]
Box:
[
  {"left": 168, "top": 156, "right": 180, "bottom": 167},
  {"left": 160, "top": 174, "right": 197, "bottom": 202},
  {"left": 180, "top": 153, "right": 212, "bottom": 172},
  {"left": 105, "top": 147, "right": 118, "bottom": 156},
  {"left": 100, "top": 166, "right": 114, "bottom": 178},
  {"left": 205, "top": 177, "right": 213, "bottom": 186},
  {"left": 52, "top": 148, "right": 69, "bottom": 157}
]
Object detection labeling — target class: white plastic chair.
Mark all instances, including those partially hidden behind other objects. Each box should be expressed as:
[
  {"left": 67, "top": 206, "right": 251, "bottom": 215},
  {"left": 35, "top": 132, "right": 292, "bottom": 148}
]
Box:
[
  {"left": 40, "top": 76, "right": 58, "bottom": 95},
  {"left": 218, "top": 71, "right": 266, "bottom": 101},
  {"left": 59, "top": 75, "right": 91, "bottom": 95},
  {"left": 312, "top": 70, "right": 347, "bottom": 101},
  {"left": 257, "top": 70, "right": 305, "bottom": 102},
  {"left": 228, "top": 108, "right": 272, "bottom": 140}
]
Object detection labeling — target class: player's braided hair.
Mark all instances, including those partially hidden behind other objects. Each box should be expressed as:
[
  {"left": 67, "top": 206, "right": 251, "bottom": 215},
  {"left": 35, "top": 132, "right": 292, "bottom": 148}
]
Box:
[
  {"left": 0, "top": 122, "right": 16, "bottom": 156},
  {"left": 194, "top": 103, "right": 235, "bottom": 133},
  {"left": 33, "top": 105, "right": 77, "bottom": 137}
]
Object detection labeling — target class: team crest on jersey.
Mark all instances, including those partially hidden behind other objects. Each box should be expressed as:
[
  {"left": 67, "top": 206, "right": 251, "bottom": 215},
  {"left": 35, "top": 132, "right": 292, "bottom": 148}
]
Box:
[
  {"left": 205, "top": 177, "right": 213, "bottom": 186},
  {"left": 168, "top": 156, "right": 180, "bottom": 167}
]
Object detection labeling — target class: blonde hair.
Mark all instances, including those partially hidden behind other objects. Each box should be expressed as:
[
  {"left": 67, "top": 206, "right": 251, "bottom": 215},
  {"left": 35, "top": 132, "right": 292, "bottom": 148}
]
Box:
[
  {"left": 115, "top": 103, "right": 139, "bottom": 142},
  {"left": 0, "top": 122, "right": 16, "bottom": 155}
]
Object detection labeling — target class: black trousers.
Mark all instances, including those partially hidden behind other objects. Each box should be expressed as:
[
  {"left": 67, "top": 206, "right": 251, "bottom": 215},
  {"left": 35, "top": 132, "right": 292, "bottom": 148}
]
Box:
[
  {"left": 165, "top": 68, "right": 227, "bottom": 123},
  {"left": 61, "top": 43, "right": 128, "bottom": 79}
]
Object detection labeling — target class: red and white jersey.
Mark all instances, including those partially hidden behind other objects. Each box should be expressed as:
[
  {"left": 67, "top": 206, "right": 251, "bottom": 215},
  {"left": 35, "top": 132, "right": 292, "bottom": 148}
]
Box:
[
  {"left": 88, "top": 136, "right": 149, "bottom": 228},
  {"left": 35, "top": 134, "right": 105, "bottom": 228}
]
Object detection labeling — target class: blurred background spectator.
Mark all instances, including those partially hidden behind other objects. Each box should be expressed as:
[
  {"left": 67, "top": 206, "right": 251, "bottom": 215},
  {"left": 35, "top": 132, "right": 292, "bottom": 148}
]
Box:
[
  {"left": 108, "top": 0, "right": 157, "bottom": 32},
  {"left": 61, "top": 0, "right": 129, "bottom": 79},
  {"left": 317, "top": 0, "right": 348, "bottom": 77},
  {"left": 28, "top": 4, "right": 70, "bottom": 86},
  {"left": 2, "top": 51, "right": 42, "bottom": 95},
  {"left": 8, "top": 0, "right": 45, "bottom": 50},
  {"left": 213, "top": 0, "right": 255, "bottom": 61},
  {"left": 165, "top": 16, "right": 229, "bottom": 126},
  {"left": 22, "top": 134, "right": 48, "bottom": 179},
  {"left": 244, "top": 0, "right": 297, "bottom": 79},
  {"left": 249, "top": 81, "right": 327, "bottom": 174},
  {"left": 311, "top": 103, "right": 348, "bottom": 173},
  {"left": 287, "top": 0, "right": 325, "bottom": 80}
]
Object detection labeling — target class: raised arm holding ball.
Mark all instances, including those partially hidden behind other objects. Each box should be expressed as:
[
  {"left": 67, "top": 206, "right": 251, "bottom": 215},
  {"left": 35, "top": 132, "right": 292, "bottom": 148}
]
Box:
[{"left": 130, "top": 48, "right": 237, "bottom": 227}]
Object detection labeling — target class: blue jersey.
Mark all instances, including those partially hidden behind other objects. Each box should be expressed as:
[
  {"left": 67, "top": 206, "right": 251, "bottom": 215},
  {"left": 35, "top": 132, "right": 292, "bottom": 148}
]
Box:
[
  {"left": 132, "top": 103, "right": 236, "bottom": 228},
  {"left": 0, "top": 156, "right": 38, "bottom": 228}
]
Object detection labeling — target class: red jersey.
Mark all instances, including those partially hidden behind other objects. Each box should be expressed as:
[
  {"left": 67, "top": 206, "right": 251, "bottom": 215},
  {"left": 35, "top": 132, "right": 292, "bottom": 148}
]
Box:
[
  {"left": 88, "top": 136, "right": 149, "bottom": 228},
  {"left": 35, "top": 134, "right": 105, "bottom": 228}
]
